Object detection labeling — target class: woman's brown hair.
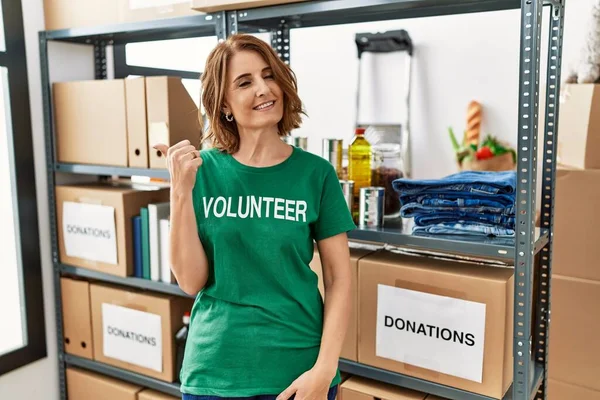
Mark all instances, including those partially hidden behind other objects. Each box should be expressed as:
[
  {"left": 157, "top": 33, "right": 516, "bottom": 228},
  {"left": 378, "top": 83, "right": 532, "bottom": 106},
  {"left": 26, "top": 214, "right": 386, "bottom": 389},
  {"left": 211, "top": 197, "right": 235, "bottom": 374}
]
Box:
[{"left": 200, "top": 34, "right": 304, "bottom": 153}]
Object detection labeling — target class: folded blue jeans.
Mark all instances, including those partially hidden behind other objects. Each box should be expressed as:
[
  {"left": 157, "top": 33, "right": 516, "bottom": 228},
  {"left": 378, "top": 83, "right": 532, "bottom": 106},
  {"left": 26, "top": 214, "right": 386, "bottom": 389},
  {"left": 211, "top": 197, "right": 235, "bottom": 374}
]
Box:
[
  {"left": 412, "top": 211, "right": 516, "bottom": 229},
  {"left": 182, "top": 385, "right": 338, "bottom": 400},
  {"left": 413, "top": 222, "right": 516, "bottom": 238},
  {"left": 399, "top": 193, "right": 516, "bottom": 214},
  {"left": 392, "top": 171, "right": 517, "bottom": 197}
]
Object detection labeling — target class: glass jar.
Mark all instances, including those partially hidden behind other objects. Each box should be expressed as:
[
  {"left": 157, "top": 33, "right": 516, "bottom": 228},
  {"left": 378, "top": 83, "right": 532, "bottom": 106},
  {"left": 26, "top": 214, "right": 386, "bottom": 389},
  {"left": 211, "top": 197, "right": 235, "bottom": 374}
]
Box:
[{"left": 371, "top": 143, "right": 404, "bottom": 220}]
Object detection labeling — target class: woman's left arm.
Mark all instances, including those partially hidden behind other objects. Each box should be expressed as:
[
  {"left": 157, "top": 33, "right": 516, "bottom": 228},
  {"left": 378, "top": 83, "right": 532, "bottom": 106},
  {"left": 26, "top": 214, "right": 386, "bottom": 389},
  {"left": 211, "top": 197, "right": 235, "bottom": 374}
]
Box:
[
  {"left": 278, "top": 232, "right": 352, "bottom": 400},
  {"left": 313, "top": 232, "right": 352, "bottom": 375}
]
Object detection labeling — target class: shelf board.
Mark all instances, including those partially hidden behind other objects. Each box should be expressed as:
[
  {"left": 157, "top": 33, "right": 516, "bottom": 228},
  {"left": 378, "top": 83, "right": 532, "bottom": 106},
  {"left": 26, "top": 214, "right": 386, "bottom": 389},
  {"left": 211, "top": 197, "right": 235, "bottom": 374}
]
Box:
[
  {"left": 339, "top": 359, "right": 545, "bottom": 400},
  {"left": 43, "top": 13, "right": 218, "bottom": 44},
  {"left": 237, "top": 0, "right": 522, "bottom": 29},
  {"left": 59, "top": 264, "right": 194, "bottom": 299},
  {"left": 55, "top": 163, "right": 170, "bottom": 179},
  {"left": 348, "top": 221, "right": 549, "bottom": 260},
  {"left": 64, "top": 355, "right": 181, "bottom": 397}
]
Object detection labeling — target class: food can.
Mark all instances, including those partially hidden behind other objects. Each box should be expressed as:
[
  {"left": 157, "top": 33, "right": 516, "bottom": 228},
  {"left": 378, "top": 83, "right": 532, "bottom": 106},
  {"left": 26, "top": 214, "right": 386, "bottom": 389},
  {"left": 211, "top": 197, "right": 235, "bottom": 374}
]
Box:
[
  {"left": 283, "top": 136, "right": 308, "bottom": 151},
  {"left": 322, "top": 139, "right": 343, "bottom": 177},
  {"left": 339, "top": 180, "right": 354, "bottom": 211},
  {"left": 359, "top": 187, "right": 385, "bottom": 228}
]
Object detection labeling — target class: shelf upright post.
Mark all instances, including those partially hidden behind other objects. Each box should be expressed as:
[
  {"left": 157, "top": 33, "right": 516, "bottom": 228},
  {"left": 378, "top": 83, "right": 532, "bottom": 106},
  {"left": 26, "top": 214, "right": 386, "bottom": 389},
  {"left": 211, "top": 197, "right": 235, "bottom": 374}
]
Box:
[
  {"left": 534, "top": 1, "right": 565, "bottom": 399},
  {"left": 94, "top": 40, "right": 108, "bottom": 79},
  {"left": 514, "top": 0, "right": 544, "bottom": 398},
  {"left": 39, "top": 31, "right": 67, "bottom": 400},
  {"left": 271, "top": 20, "right": 290, "bottom": 65}
]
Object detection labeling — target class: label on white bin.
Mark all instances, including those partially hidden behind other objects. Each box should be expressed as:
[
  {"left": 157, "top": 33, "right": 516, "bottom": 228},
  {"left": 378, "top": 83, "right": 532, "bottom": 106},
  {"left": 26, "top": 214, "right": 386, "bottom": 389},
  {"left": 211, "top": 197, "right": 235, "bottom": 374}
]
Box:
[
  {"left": 376, "top": 284, "right": 486, "bottom": 383},
  {"left": 102, "top": 303, "right": 163, "bottom": 372},
  {"left": 62, "top": 201, "right": 117, "bottom": 265}
]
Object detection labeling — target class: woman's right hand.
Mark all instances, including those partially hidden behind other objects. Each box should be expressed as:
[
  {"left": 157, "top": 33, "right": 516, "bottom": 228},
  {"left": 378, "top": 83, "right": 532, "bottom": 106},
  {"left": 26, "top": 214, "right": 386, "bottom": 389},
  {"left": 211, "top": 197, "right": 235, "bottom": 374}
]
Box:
[{"left": 153, "top": 140, "right": 202, "bottom": 198}]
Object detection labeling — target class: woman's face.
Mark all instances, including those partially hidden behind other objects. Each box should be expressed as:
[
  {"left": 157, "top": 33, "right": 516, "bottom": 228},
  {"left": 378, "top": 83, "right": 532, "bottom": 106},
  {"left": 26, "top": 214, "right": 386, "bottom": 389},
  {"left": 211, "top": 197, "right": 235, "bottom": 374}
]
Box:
[{"left": 223, "top": 50, "right": 284, "bottom": 132}]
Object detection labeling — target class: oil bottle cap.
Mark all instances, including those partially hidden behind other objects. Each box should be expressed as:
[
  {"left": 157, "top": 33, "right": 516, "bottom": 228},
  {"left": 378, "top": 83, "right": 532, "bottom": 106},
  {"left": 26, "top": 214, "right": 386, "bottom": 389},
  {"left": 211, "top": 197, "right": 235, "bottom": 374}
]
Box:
[
  {"left": 355, "top": 127, "right": 366, "bottom": 135},
  {"left": 183, "top": 311, "right": 190, "bottom": 325}
]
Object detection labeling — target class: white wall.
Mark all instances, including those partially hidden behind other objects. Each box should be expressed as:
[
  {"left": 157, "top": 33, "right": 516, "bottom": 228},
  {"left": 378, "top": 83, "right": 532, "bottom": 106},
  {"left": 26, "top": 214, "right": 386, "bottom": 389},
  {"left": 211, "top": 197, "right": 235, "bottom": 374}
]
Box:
[
  {"left": 290, "top": 0, "right": 593, "bottom": 179},
  {"left": 0, "top": 0, "right": 59, "bottom": 398}
]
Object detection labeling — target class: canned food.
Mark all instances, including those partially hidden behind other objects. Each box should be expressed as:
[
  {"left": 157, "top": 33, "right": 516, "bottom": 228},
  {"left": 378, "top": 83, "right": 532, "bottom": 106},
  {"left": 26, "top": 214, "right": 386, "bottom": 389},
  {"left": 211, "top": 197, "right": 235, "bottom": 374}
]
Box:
[
  {"left": 322, "top": 139, "right": 343, "bottom": 178},
  {"left": 283, "top": 136, "right": 308, "bottom": 151},
  {"left": 359, "top": 187, "right": 385, "bottom": 228},
  {"left": 339, "top": 180, "right": 354, "bottom": 212}
]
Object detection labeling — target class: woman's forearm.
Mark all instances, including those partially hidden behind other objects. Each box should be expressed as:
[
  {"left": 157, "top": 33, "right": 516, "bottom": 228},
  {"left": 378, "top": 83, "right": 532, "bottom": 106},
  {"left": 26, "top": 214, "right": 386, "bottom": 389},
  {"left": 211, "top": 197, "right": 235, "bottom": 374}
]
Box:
[
  {"left": 169, "top": 192, "right": 209, "bottom": 295},
  {"left": 314, "top": 260, "right": 352, "bottom": 377}
]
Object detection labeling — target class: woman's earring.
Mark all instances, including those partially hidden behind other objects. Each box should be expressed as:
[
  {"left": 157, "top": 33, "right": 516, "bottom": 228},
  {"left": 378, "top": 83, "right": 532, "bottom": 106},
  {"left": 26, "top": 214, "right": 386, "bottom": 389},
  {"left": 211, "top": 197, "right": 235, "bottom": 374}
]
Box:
[{"left": 225, "top": 113, "right": 234, "bottom": 122}]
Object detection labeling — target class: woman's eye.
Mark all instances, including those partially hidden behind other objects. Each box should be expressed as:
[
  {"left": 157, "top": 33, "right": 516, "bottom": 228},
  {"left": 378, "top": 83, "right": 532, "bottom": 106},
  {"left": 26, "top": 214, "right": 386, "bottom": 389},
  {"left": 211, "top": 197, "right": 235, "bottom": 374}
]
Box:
[
  {"left": 264, "top": 75, "right": 274, "bottom": 80},
  {"left": 239, "top": 81, "right": 250, "bottom": 87}
]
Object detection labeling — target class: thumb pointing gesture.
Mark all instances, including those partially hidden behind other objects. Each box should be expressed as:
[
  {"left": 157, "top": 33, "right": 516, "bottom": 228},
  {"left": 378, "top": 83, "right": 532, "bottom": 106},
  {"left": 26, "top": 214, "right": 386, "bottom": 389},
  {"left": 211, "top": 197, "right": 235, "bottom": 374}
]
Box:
[{"left": 152, "top": 140, "right": 201, "bottom": 197}]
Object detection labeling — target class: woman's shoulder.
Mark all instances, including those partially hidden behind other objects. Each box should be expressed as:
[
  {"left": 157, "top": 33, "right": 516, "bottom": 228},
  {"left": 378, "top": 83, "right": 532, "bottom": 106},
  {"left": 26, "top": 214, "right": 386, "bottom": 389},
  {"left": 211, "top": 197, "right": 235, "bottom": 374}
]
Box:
[
  {"left": 293, "top": 147, "right": 336, "bottom": 174},
  {"left": 199, "top": 147, "right": 227, "bottom": 164}
]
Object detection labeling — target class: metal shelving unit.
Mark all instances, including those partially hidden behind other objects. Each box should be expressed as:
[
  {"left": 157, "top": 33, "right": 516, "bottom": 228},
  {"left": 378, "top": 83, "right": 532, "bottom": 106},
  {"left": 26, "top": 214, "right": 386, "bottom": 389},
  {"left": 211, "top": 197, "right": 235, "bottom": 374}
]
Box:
[{"left": 39, "top": 0, "right": 565, "bottom": 399}]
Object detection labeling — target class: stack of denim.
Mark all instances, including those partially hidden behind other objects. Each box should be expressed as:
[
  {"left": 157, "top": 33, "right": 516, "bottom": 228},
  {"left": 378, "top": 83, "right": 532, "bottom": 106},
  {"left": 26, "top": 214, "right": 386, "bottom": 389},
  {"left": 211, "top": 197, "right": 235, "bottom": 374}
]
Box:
[{"left": 391, "top": 171, "right": 517, "bottom": 237}]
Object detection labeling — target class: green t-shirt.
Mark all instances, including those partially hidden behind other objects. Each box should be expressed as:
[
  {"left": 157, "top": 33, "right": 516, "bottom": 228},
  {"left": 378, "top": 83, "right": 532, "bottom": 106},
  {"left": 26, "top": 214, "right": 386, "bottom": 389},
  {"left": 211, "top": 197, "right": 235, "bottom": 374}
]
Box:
[{"left": 180, "top": 145, "right": 356, "bottom": 396}]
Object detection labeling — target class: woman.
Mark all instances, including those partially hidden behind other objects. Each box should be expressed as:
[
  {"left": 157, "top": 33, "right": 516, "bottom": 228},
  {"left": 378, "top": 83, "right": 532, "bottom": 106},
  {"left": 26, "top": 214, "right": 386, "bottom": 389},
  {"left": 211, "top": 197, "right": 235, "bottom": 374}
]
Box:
[{"left": 154, "top": 34, "right": 355, "bottom": 400}]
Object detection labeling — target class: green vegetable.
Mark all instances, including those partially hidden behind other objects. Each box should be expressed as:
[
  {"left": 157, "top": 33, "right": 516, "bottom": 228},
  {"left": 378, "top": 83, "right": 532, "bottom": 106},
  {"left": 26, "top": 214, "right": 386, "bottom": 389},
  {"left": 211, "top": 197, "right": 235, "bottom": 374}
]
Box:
[{"left": 448, "top": 127, "right": 460, "bottom": 151}]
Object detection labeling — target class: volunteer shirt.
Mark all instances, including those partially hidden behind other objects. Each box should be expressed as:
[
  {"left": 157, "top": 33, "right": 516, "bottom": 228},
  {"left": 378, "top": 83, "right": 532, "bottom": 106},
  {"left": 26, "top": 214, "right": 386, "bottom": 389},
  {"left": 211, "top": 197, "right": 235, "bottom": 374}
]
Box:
[{"left": 180, "top": 146, "right": 356, "bottom": 396}]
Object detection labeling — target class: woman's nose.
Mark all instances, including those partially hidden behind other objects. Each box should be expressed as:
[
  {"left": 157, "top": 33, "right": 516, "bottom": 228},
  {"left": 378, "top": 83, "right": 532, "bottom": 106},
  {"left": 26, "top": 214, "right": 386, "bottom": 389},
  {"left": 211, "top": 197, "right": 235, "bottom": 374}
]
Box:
[{"left": 255, "top": 78, "right": 271, "bottom": 97}]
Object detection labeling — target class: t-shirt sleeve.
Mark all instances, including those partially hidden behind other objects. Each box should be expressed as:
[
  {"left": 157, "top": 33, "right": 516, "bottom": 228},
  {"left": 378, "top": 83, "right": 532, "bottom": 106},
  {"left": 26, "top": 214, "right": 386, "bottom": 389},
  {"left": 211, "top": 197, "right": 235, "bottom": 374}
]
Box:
[{"left": 312, "top": 166, "right": 357, "bottom": 241}]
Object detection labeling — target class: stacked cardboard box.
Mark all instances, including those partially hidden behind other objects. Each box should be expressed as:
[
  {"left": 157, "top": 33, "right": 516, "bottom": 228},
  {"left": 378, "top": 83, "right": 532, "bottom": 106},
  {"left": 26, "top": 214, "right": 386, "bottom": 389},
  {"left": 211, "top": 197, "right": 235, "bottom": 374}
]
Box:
[
  {"left": 191, "top": 0, "right": 306, "bottom": 12},
  {"left": 542, "top": 93, "right": 600, "bottom": 398},
  {"left": 53, "top": 76, "right": 200, "bottom": 169}
]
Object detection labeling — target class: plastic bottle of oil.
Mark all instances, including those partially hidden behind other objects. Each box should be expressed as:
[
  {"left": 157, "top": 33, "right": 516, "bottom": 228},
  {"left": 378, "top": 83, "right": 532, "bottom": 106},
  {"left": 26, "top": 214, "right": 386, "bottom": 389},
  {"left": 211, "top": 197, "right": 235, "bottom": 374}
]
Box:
[{"left": 348, "top": 127, "right": 371, "bottom": 220}]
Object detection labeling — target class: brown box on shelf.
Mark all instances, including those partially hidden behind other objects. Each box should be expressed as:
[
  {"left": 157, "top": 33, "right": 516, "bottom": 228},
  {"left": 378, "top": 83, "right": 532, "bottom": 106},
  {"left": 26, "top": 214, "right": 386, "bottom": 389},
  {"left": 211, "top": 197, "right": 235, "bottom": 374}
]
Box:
[
  {"left": 552, "top": 167, "right": 600, "bottom": 281},
  {"left": 548, "top": 275, "right": 600, "bottom": 391},
  {"left": 358, "top": 250, "right": 514, "bottom": 399},
  {"left": 44, "top": 0, "right": 119, "bottom": 31},
  {"left": 119, "top": 0, "right": 199, "bottom": 24},
  {"left": 61, "top": 277, "right": 93, "bottom": 359},
  {"left": 547, "top": 379, "right": 600, "bottom": 400},
  {"left": 53, "top": 80, "right": 130, "bottom": 167},
  {"left": 138, "top": 389, "right": 180, "bottom": 400},
  {"left": 126, "top": 77, "right": 150, "bottom": 168},
  {"left": 309, "top": 244, "right": 380, "bottom": 362},
  {"left": 556, "top": 83, "right": 600, "bottom": 169},
  {"left": 90, "top": 283, "right": 194, "bottom": 382},
  {"left": 145, "top": 76, "right": 201, "bottom": 169},
  {"left": 191, "top": 0, "right": 306, "bottom": 12},
  {"left": 55, "top": 182, "right": 170, "bottom": 277},
  {"left": 66, "top": 367, "right": 143, "bottom": 400},
  {"left": 339, "top": 376, "right": 427, "bottom": 400}
]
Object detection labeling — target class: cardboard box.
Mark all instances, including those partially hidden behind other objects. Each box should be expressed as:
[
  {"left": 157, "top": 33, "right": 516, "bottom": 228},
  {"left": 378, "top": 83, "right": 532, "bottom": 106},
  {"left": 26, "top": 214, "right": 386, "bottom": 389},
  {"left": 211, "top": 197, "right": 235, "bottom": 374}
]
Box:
[
  {"left": 120, "top": 0, "right": 199, "bottom": 23},
  {"left": 358, "top": 251, "right": 514, "bottom": 399},
  {"left": 90, "top": 283, "right": 193, "bottom": 382},
  {"left": 547, "top": 379, "right": 600, "bottom": 400},
  {"left": 138, "top": 389, "right": 180, "bottom": 400},
  {"left": 191, "top": 0, "right": 306, "bottom": 12},
  {"left": 53, "top": 80, "right": 130, "bottom": 167},
  {"left": 44, "top": 0, "right": 120, "bottom": 31},
  {"left": 126, "top": 77, "right": 150, "bottom": 168},
  {"left": 339, "top": 376, "right": 427, "bottom": 400},
  {"left": 66, "top": 367, "right": 142, "bottom": 400},
  {"left": 61, "top": 277, "right": 94, "bottom": 359},
  {"left": 309, "top": 245, "right": 380, "bottom": 362},
  {"left": 145, "top": 76, "right": 201, "bottom": 169},
  {"left": 557, "top": 84, "right": 600, "bottom": 169},
  {"left": 44, "top": 0, "right": 201, "bottom": 31},
  {"left": 56, "top": 183, "right": 170, "bottom": 277},
  {"left": 548, "top": 275, "right": 600, "bottom": 391},
  {"left": 553, "top": 168, "right": 600, "bottom": 281}
]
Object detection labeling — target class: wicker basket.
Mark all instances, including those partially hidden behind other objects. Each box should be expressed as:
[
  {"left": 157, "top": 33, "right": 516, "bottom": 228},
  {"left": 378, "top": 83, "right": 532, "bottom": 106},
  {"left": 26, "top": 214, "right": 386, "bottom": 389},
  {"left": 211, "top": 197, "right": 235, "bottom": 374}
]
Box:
[{"left": 459, "top": 152, "right": 515, "bottom": 172}]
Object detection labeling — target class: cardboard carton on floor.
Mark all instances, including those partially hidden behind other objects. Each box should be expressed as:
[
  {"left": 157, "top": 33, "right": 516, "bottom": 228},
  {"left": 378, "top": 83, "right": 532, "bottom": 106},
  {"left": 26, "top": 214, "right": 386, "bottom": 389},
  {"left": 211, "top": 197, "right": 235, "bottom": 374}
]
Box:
[
  {"left": 138, "top": 389, "right": 180, "bottom": 400},
  {"left": 358, "top": 250, "right": 514, "bottom": 399},
  {"left": 192, "top": 0, "right": 306, "bottom": 12},
  {"left": 55, "top": 182, "right": 170, "bottom": 277},
  {"left": 339, "top": 376, "right": 427, "bottom": 400},
  {"left": 61, "top": 277, "right": 93, "bottom": 359},
  {"left": 552, "top": 167, "right": 600, "bottom": 281},
  {"left": 547, "top": 379, "right": 600, "bottom": 400},
  {"left": 557, "top": 84, "right": 600, "bottom": 169},
  {"left": 548, "top": 275, "right": 600, "bottom": 391},
  {"left": 309, "top": 244, "right": 381, "bottom": 362},
  {"left": 66, "top": 367, "right": 142, "bottom": 400},
  {"left": 90, "top": 283, "right": 193, "bottom": 382}
]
